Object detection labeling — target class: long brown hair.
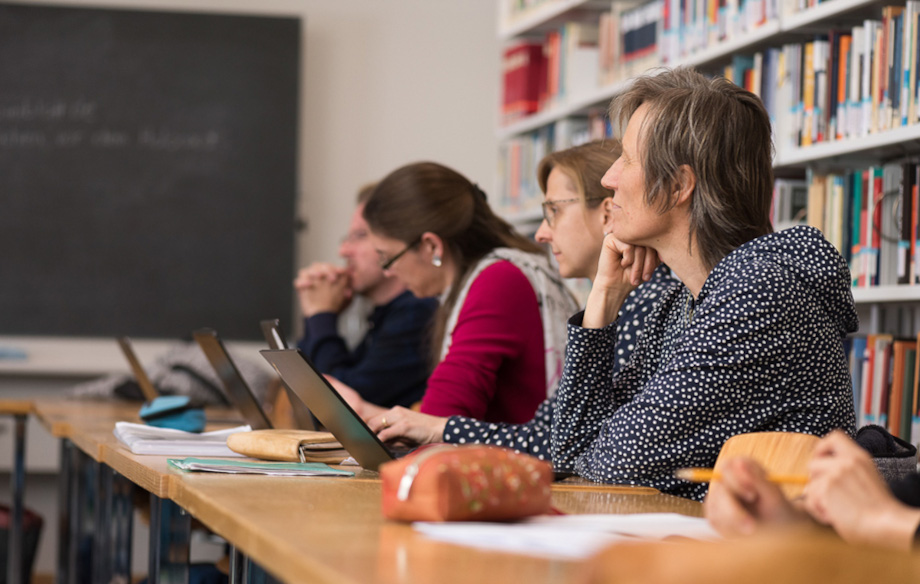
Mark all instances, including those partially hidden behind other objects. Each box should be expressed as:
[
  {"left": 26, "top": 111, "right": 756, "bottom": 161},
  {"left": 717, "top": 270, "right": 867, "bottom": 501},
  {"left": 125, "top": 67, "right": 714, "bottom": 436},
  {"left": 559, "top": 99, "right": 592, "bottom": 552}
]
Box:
[{"left": 363, "top": 161, "right": 544, "bottom": 365}]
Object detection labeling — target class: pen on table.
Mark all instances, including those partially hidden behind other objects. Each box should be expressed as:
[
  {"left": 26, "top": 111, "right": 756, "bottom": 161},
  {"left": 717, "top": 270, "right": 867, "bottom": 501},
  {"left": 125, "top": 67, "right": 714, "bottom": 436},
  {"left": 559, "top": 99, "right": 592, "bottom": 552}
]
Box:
[{"left": 674, "top": 467, "right": 809, "bottom": 485}]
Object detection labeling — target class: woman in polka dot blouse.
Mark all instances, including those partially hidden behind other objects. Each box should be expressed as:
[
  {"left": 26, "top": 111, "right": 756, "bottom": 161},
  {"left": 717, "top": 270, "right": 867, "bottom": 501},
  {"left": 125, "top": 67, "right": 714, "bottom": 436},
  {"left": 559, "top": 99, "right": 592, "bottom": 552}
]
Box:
[
  {"left": 369, "top": 141, "right": 678, "bottom": 457},
  {"left": 551, "top": 67, "right": 859, "bottom": 501}
]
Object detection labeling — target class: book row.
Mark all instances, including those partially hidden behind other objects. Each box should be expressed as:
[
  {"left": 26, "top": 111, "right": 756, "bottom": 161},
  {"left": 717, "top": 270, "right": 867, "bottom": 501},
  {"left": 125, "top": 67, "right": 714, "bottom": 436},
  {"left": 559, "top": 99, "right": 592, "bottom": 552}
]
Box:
[
  {"left": 848, "top": 332, "right": 920, "bottom": 445},
  {"left": 502, "top": 20, "right": 604, "bottom": 124},
  {"left": 802, "top": 161, "right": 920, "bottom": 287},
  {"left": 730, "top": 3, "right": 920, "bottom": 150},
  {"left": 498, "top": 115, "right": 609, "bottom": 215},
  {"left": 500, "top": 0, "right": 783, "bottom": 124},
  {"left": 502, "top": 0, "right": 920, "bottom": 154}
]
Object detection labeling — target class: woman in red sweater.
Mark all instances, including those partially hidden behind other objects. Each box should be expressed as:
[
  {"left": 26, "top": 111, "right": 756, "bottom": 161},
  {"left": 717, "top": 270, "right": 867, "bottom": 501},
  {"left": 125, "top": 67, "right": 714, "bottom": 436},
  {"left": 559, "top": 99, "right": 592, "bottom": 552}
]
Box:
[{"left": 329, "top": 161, "right": 577, "bottom": 424}]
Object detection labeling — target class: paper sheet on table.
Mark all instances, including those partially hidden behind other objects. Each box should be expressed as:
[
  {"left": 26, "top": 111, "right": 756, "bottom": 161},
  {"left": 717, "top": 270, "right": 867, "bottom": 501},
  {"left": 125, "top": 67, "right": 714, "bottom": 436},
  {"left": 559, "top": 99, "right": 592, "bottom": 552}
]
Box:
[
  {"left": 413, "top": 513, "right": 719, "bottom": 560},
  {"left": 114, "top": 421, "right": 250, "bottom": 456},
  {"left": 167, "top": 457, "right": 355, "bottom": 477}
]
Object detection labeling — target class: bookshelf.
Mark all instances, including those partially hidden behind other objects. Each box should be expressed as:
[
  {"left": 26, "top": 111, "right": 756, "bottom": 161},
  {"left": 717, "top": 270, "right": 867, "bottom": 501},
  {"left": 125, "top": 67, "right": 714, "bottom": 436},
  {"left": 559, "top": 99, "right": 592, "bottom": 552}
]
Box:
[
  {"left": 496, "top": 0, "right": 920, "bottom": 444},
  {"left": 497, "top": 0, "right": 920, "bottom": 298}
]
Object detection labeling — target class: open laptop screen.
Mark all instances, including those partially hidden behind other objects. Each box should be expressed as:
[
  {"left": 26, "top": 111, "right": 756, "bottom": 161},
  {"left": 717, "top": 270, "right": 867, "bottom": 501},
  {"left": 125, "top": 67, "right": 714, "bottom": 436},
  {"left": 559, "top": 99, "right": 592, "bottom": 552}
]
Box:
[
  {"left": 259, "top": 319, "right": 316, "bottom": 431},
  {"left": 116, "top": 337, "right": 161, "bottom": 403},
  {"left": 260, "top": 348, "right": 406, "bottom": 471},
  {"left": 260, "top": 318, "right": 288, "bottom": 350},
  {"left": 193, "top": 328, "right": 273, "bottom": 431}
]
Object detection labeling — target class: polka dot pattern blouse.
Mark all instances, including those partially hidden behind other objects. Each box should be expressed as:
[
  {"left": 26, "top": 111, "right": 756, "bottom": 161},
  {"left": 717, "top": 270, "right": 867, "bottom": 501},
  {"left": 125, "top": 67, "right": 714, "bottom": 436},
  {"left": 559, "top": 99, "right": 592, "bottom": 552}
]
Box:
[
  {"left": 552, "top": 226, "right": 859, "bottom": 501},
  {"left": 441, "top": 265, "right": 679, "bottom": 458}
]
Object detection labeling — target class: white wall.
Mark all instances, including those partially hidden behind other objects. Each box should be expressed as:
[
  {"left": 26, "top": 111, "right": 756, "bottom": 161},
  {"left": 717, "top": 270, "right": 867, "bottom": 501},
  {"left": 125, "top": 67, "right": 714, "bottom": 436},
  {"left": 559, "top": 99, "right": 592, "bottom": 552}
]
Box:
[{"left": 295, "top": 1, "right": 502, "bottom": 266}]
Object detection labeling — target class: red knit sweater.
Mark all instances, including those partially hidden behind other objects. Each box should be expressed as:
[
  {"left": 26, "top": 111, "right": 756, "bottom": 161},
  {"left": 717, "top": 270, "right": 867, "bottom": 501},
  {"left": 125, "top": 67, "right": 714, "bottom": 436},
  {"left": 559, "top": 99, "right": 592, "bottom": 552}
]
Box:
[{"left": 420, "top": 260, "right": 546, "bottom": 423}]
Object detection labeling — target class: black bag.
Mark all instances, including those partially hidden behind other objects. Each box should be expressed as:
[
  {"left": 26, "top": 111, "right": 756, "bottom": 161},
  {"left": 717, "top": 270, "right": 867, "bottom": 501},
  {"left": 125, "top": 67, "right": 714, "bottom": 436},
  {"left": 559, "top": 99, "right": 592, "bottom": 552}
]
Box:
[{"left": 856, "top": 424, "right": 919, "bottom": 484}]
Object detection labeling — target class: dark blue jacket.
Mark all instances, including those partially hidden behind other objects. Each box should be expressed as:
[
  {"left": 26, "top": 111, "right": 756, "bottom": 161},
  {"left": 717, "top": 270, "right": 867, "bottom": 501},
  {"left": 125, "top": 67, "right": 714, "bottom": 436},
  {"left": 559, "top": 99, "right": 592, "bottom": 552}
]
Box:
[{"left": 298, "top": 291, "right": 438, "bottom": 408}]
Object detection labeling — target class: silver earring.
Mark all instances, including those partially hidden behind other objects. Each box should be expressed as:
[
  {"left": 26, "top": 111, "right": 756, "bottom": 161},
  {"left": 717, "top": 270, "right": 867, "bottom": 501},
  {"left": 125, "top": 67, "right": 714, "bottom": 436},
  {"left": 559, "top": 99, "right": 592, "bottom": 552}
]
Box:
[{"left": 432, "top": 255, "right": 442, "bottom": 267}]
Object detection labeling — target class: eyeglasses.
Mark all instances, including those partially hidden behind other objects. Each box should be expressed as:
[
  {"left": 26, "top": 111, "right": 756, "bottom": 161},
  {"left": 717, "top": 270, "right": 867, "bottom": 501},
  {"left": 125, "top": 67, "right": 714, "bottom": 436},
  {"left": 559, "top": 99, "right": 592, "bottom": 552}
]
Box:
[
  {"left": 541, "top": 196, "right": 607, "bottom": 227},
  {"left": 340, "top": 229, "right": 369, "bottom": 245},
  {"left": 379, "top": 236, "right": 422, "bottom": 270}
]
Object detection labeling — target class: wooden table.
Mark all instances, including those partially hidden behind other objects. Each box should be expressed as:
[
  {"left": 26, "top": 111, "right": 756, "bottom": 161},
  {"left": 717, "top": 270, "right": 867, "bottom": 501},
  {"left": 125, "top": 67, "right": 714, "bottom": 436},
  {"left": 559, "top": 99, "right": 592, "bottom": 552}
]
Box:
[
  {"left": 33, "top": 398, "right": 708, "bottom": 584},
  {"left": 31, "top": 398, "right": 251, "bottom": 584},
  {"left": 168, "top": 473, "right": 701, "bottom": 584}
]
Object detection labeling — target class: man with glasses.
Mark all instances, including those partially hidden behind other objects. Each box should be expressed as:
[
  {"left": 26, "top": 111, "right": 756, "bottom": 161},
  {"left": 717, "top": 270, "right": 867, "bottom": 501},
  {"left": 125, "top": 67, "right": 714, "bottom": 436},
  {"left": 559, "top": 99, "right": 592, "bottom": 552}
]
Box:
[{"left": 294, "top": 184, "right": 438, "bottom": 408}]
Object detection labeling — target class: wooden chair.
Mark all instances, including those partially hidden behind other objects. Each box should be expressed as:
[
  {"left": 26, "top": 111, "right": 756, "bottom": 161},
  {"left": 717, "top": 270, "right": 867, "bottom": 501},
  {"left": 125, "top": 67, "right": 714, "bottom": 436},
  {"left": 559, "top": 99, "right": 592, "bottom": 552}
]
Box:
[{"left": 713, "top": 432, "right": 820, "bottom": 498}]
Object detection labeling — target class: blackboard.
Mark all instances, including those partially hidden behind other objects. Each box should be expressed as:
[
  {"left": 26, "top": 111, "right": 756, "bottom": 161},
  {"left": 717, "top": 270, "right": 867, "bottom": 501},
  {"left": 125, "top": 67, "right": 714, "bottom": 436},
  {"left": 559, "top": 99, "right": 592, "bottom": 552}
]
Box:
[{"left": 0, "top": 3, "right": 300, "bottom": 340}]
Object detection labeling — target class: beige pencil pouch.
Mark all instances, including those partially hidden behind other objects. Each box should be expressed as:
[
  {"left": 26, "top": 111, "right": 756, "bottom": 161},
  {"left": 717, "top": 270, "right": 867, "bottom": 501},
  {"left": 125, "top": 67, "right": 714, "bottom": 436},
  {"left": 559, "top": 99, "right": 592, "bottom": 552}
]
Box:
[{"left": 226, "top": 429, "right": 349, "bottom": 464}]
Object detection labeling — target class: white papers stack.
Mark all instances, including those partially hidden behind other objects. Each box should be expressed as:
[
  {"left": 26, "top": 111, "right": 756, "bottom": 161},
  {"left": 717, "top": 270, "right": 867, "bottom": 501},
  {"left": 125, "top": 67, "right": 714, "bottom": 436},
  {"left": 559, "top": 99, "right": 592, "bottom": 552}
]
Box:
[
  {"left": 167, "top": 458, "right": 354, "bottom": 477},
  {"left": 413, "top": 513, "right": 719, "bottom": 560},
  {"left": 113, "top": 421, "right": 250, "bottom": 456}
]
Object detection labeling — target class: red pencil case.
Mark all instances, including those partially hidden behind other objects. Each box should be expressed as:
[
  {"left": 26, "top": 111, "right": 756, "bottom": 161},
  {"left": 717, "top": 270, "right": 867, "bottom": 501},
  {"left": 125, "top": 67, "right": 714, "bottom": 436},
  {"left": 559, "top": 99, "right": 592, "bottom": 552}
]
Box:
[{"left": 380, "top": 444, "right": 553, "bottom": 522}]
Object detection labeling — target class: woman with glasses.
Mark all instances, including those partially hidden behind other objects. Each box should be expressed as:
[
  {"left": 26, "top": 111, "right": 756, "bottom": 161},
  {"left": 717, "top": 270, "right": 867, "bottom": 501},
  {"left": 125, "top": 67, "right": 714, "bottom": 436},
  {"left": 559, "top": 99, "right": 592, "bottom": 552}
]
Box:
[
  {"left": 349, "top": 141, "right": 676, "bottom": 456},
  {"left": 330, "top": 159, "right": 579, "bottom": 425}
]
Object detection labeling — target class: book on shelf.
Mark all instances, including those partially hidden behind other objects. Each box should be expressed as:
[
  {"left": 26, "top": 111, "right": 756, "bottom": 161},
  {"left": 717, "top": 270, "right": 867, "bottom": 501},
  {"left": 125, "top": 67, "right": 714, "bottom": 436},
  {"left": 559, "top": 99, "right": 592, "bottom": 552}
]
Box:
[
  {"left": 858, "top": 333, "right": 893, "bottom": 428},
  {"left": 913, "top": 167, "right": 920, "bottom": 284},
  {"left": 879, "top": 163, "right": 904, "bottom": 286},
  {"left": 805, "top": 171, "right": 826, "bottom": 233},
  {"left": 598, "top": 6, "right": 622, "bottom": 85},
  {"left": 850, "top": 168, "right": 864, "bottom": 286},
  {"left": 899, "top": 161, "right": 917, "bottom": 284},
  {"left": 904, "top": 1, "right": 920, "bottom": 126},
  {"left": 889, "top": 339, "right": 915, "bottom": 439},
  {"left": 913, "top": 332, "right": 920, "bottom": 443},
  {"left": 813, "top": 36, "right": 830, "bottom": 143},
  {"left": 502, "top": 40, "right": 547, "bottom": 125},
  {"left": 772, "top": 178, "right": 808, "bottom": 231},
  {"left": 849, "top": 336, "right": 867, "bottom": 414},
  {"left": 775, "top": 43, "right": 802, "bottom": 152},
  {"left": 801, "top": 40, "right": 817, "bottom": 147},
  {"left": 562, "top": 21, "right": 601, "bottom": 99},
  {"left": 829, "top": 30, "right": 849, "bottom": 142},
  {"left": 761, "top": 47, "right": 780, "bottom": 125},
  {"left": 621, "top": 0, "right": 663, "bottom": 78},
  {"left": 848, "top": 25, "right": 864, "bottom": 139}
]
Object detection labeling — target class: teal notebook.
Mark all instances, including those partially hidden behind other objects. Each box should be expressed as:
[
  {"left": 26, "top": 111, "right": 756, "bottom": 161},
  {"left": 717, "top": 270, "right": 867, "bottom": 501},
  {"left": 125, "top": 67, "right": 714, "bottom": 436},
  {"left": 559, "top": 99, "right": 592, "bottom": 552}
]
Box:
[{"left": 168, "top": 457, "right": 354, "bottom": 477}]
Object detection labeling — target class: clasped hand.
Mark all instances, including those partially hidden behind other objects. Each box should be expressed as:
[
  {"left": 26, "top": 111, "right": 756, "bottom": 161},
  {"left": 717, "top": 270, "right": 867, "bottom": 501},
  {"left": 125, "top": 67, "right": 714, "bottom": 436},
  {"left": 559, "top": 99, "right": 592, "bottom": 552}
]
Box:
[{"left": 294, "top": 263, "right": 353, "bottom": 317}]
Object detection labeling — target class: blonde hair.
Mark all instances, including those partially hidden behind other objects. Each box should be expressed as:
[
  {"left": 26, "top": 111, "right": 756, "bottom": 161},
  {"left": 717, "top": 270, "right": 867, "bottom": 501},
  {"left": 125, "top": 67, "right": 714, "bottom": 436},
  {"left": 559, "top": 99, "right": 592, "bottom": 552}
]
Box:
[{"left": 537, "top": 139, "right": 621, "bottom": 207}]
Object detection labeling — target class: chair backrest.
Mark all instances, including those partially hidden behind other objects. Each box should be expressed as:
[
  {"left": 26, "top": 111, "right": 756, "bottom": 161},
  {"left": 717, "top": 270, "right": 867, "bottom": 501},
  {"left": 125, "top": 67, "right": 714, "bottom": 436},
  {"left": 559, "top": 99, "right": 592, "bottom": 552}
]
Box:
[{"left": 714, "top": 432, "right": 820, "bottom": 498}]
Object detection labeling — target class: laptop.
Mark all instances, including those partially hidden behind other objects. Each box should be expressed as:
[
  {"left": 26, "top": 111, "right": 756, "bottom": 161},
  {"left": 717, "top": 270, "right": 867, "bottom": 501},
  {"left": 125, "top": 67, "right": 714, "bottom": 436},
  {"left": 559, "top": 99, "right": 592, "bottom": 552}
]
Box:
[
  {"left": 260, "top": 318, "right": 288, "bottom": 351},
  {"left": 260, "top": 319, "right": 316, "bottom": 431},
  {"left": 116, "top": 337, "right": 162, "bottom": 403},
  {"left": 192, "top": 328, "right": 273, "bottom": 431},
  {"left": 259, "top": 348, "right": 411, "bottom": 471}
]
